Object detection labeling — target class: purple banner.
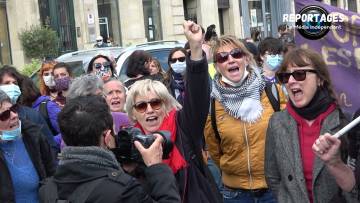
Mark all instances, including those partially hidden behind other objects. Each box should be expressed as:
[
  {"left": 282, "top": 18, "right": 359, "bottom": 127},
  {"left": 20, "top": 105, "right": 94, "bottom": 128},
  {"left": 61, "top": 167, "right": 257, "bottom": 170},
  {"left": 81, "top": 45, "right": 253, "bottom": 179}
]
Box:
[{"left": 295, "top": 0, "right": 360, "bottom": 117}]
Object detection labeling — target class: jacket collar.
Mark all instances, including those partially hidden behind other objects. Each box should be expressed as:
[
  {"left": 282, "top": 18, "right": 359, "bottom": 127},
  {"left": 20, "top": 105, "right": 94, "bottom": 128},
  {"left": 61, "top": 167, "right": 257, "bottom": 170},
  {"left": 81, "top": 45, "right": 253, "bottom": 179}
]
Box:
[{"left": 279, "top": 108, "right": 341, "bottom": 198}]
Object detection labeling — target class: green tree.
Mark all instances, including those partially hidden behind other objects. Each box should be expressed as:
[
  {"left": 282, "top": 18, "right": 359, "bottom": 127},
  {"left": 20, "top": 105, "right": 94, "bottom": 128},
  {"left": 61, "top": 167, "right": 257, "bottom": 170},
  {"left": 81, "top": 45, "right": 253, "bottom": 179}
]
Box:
[
  {"left": 21, "top": 58, "right": 41, "bottom": 76},
  {"left": 19, "top": 25, "right": 59, "bottom": 59}
]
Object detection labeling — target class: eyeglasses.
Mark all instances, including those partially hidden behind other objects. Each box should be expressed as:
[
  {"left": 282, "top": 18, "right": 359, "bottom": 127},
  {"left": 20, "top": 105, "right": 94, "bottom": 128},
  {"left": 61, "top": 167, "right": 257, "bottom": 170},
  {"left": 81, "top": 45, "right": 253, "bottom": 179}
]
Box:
[
  {"left": 170, "top": 57, "right": 186, "bottom": 64},
  {"left": 215, "top": 48, "right": 246, "bottom": 63},
  {"left": 133, "top": 98, "right": 163, "bottom": 113},
  {"left": 96, "top": 40, "right": 102, "bottom": 42},
  {"left": 0, "top": 104, "right": 17, "bottom": 121},
  {"left": 94, "top": 62, "right": 111, "bottom": 70},
  {"left": 277, "top": 69, "right": 318, "bottom": 84}
]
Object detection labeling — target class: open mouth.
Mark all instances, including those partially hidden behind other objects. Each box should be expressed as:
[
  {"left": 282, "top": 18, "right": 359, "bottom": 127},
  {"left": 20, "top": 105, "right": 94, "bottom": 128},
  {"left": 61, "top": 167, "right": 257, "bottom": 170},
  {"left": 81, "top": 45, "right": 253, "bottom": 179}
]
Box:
[
  {"left": 111, "top": 101, "right": 121, "bottom": 106},
  {"left": 291, "top": 88, "right": 303, "bottom": 99},
  {"left": 228, "top": 66, "right": 240, "bottom": 73},
  {"left": 145, "top": 116, "right": 158, "bottom": 123}
]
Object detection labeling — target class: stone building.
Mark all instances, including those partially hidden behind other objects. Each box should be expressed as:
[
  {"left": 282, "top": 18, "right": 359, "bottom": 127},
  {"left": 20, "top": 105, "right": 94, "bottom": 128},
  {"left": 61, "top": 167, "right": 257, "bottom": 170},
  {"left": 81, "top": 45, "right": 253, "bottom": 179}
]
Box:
[{"left": 0, "top": 0, "right": 358, "bottom": 68}]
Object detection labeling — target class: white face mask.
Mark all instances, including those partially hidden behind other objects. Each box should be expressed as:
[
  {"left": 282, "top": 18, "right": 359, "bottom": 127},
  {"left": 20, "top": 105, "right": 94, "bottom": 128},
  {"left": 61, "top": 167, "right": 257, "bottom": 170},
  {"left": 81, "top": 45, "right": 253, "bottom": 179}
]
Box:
[
  {"left": 221, "top": 69, "right": 249, "bottom": 87},
  {"left": 43, "top": 75, "right": 55, "bottom": 87},
  {"left": 171, "top": 61, "right": 186, "bottom": 74}
]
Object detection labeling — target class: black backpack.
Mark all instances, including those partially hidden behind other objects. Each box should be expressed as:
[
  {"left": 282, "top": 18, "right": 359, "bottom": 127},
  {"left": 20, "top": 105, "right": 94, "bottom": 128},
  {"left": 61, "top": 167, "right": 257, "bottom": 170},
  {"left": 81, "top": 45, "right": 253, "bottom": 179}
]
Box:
[
  {"left": 210, "top": 82, "right": 280, "bottom": 141},
  {"left": 39, "top": 172, "right": 131, "bottom": 203},
  {"left": 39, "top": 99, "right": 58, "bottom": 135}
]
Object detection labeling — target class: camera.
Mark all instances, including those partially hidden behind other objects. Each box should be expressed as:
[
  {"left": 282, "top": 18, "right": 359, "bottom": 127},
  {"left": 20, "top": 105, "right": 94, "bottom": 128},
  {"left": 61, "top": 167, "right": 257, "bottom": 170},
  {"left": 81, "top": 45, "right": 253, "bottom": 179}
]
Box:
[{"left": 110, "top": 127, "right": 173, "bottom": 164}]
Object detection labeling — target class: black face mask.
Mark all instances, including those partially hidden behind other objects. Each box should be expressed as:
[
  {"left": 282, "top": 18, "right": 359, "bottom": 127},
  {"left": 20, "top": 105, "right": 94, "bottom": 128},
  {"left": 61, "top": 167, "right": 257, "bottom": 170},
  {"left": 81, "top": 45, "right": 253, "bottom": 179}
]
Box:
[{"left": 290, "top": 87, "right": 335, "bottom": 120}]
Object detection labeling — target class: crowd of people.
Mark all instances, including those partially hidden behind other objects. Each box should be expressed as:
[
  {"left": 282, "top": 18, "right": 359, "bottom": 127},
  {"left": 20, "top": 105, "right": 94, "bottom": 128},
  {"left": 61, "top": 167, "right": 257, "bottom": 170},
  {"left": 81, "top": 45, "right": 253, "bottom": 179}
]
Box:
[{"left": 0, "top": 21, "right": 359, "bottom": 203}]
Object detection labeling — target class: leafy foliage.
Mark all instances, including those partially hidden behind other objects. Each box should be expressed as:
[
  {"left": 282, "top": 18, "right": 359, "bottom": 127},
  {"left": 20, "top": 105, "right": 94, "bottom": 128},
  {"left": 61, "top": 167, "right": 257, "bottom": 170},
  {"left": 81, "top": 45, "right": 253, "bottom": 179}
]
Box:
[
  {"left": 21, "top": 58, "right": 41, "bottom": 76},
  {"left": 19, "top": 25, "right": 59, "bottom": 59}
]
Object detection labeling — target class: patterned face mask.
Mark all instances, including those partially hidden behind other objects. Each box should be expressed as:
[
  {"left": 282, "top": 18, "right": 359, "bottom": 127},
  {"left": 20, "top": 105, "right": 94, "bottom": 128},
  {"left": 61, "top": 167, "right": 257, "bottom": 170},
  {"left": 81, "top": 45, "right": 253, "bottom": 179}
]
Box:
[{"left": 54, "top": 77, "right": 71, "bottom": 91}]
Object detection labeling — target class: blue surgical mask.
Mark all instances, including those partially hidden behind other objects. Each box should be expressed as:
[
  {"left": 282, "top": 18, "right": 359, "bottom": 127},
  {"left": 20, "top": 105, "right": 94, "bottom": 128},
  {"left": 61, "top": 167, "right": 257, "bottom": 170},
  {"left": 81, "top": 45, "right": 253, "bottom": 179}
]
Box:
[
  {"left": 0, "top": 84, "right": 21, "bottom": 104},
  {"left": 171, "top": 61, "right": 186, "bottom": 74},
  {"left": 266, "top": 55, "right": 283, "bottom": 71},
  {"left": 1, "top": 121, "right": 21, "bottom": 141}
]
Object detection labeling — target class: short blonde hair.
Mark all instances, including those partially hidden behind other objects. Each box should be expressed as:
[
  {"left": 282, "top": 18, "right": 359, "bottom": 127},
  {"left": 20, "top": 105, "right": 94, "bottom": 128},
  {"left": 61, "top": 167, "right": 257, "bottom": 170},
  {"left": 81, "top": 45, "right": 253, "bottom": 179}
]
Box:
[
  {"left": 125, "top": 79, "right": 182, "bottom": 120},
  {"left": 213, "top": 35, "right": 257, "bottom": 67}
]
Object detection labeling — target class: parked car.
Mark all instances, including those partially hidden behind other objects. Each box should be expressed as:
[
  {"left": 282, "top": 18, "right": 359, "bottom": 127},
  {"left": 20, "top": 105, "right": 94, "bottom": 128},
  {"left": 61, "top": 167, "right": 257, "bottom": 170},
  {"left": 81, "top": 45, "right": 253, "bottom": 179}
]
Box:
[
  {"left": 116, "top": 40, "right": 185, "bottom": 82},
  {"left": 30, "top": 46, "right": 124, "bottom": 84}
]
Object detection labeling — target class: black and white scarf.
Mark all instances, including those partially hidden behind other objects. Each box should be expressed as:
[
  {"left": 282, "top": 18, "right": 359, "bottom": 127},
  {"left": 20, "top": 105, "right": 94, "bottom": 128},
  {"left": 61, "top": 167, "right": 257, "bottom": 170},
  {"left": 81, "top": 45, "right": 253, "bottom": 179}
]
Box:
[{"left": 211, "top": 66, "right": 265, "bottom": 122}]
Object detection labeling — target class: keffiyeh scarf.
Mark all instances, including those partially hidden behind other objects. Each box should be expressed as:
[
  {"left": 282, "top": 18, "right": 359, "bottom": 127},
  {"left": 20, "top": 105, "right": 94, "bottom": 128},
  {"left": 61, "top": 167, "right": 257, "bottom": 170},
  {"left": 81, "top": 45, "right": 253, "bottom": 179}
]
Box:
[{"left": 211, "top": 66, "right": 265, "bottom": 122}]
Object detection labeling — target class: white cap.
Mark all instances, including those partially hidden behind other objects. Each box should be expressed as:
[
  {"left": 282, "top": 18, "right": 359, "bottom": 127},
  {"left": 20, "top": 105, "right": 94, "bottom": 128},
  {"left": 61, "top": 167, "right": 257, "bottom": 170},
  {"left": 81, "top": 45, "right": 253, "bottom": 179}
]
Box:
[{"left": 96, "top": 36, "right": 103, "bottom": 41}]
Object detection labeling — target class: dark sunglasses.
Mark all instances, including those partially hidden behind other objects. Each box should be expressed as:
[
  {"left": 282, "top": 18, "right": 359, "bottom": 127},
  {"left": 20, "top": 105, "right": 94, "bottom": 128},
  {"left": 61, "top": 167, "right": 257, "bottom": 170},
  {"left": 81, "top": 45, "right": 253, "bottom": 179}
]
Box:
[
  {"left": 170, "top": 56, "right": 186, "bottom": 64},
  {"left": 277, "top": 69, "right": 318, "bottom": 84},
  {"left": 215, "top": 48, "right": 246, "bottom": 63},
  {"left": 0, "top": 104, "right": 17, "bottom": 121},
  {"left": 133, "top": 98, "right": 163, "bottom": 113},
  {"left": 94, "top": 62, "right": 111, "bottom": 70}
]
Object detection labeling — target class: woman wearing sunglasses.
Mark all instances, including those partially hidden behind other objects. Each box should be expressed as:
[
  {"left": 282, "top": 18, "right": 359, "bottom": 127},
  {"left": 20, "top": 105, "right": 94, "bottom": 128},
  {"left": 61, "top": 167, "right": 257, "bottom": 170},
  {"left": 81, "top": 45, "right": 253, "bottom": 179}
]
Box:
[
  {"left": 0, "top": 90, "right": 55, "bottom": 202},
  {"left": 265, "top": 48, "right": 352, "bottom": 202},
  {"left": 87, "top": 54, "right": 116, "bottom": 82},
  {"left": 204, "top": 35, "right": 287, "bottom": 203},
  {"left": 164, "top": 47, "right": 188, "bottom": 103},
  {"left": 124, "top": 21, "right": 222, "bottom": 203}
]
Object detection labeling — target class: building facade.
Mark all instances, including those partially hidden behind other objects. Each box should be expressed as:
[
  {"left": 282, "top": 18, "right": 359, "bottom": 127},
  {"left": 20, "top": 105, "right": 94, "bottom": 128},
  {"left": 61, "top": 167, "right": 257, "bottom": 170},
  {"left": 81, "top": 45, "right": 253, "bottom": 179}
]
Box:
[{"left": 0, "top": 0, "right": 359, "bottom": 69}]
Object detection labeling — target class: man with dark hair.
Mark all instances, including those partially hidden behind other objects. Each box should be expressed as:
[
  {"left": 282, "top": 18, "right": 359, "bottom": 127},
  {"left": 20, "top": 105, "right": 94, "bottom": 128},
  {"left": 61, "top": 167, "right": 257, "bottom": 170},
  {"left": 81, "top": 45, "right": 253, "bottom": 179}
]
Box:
[
  {"left": 39, "top": 95, "right": 180, "bottom": 202},
  {"left": 257, "top": 37, "right": 284, "bottom": 82}
]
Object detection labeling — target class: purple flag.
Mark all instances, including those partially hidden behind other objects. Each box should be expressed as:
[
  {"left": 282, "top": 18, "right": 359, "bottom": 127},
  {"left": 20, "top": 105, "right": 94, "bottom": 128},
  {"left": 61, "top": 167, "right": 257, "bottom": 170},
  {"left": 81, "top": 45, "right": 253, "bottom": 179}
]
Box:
[{"left": 295, "top": 0, "right": 360, "bottom": 116}]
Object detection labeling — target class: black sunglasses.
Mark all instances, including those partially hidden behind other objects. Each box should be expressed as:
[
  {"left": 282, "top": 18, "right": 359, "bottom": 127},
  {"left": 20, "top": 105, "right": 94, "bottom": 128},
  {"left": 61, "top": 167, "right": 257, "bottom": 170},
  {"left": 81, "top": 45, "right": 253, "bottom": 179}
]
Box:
[
  {"left": 133, "top": 98, "right": 163, "bottom": 113},
  {"left": 277, "top": 69, "right": 318, "bottom": 84},
  {"left": 215, "top": 48, "right": 246, "bottom": 63},
  {"left": 94, "top": 62, "right": 111, "bottom": 70},
  {"left": 170, "top": 56, "right": 186, "bottom": 64},
  {"left": 0, "top": 104, "right": 18, "bottom": 121}
]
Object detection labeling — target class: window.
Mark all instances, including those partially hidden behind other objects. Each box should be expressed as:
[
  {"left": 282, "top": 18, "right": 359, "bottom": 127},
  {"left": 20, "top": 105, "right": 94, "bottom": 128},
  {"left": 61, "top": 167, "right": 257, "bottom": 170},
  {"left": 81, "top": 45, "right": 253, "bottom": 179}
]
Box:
[
  {"left": 97, "top": 0, "right": 121, "bottom": 46},
  {"left": 348, "top": 0, "right": 357, "bottom": 12},
  {"left": 142, "top": 0, "right": 162, "bottom": 41}
]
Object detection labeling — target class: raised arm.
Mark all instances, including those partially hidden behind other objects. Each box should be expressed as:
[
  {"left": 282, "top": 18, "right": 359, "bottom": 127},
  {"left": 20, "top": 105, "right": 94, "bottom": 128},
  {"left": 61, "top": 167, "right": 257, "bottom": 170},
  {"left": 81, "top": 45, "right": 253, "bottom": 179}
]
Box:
[{"left": 177, "top": 21, "right": 210, "bottom": 145}]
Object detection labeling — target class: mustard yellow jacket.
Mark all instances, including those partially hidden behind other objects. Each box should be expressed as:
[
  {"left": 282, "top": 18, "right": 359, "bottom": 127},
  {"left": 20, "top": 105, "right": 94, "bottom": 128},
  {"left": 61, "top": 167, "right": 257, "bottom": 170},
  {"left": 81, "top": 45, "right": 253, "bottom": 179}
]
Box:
[{"left": 204, "top": 87, "right": 287, "bottom": 189}]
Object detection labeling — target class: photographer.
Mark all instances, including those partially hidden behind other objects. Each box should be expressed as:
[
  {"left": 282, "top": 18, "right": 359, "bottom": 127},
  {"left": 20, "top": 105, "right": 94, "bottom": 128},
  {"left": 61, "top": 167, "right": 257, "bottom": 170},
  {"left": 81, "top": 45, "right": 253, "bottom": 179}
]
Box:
[
  {"left": 124, "top": 21, "right": 222, "bottom": 203},
  {"left": 39, "top": 95, "right": 180, "bottom": 203}
]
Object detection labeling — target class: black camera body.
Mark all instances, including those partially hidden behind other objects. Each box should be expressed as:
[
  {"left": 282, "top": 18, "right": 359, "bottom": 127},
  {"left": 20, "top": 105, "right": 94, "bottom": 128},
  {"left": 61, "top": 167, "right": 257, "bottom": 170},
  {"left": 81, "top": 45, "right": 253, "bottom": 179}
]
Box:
[{"left": 111, "top": 127, "right": 173, "bottom": 164}]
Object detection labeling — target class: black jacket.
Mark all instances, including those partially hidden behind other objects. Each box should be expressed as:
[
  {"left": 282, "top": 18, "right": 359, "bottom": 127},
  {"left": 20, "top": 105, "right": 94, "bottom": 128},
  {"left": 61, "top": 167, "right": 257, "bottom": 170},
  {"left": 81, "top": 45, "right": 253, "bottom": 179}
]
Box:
[
  {"left": 174, "top": 54, "right": 222, "bottom": 203},
  {"left": 18, "top": 105, "right": 59, "bottom": 155},
  {"left": 0, "top": 119, "right": 56, "bottom": 202},
  {"left": 40, "top": 148, "right": 180, "bottom": 203}
]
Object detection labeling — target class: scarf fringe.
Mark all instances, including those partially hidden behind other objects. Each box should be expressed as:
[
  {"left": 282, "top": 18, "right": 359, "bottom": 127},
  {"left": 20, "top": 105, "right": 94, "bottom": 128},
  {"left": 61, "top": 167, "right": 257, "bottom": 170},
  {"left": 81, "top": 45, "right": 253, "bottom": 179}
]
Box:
[{"left": 211, "top": 66, "right": 265, "bottom": 123}]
